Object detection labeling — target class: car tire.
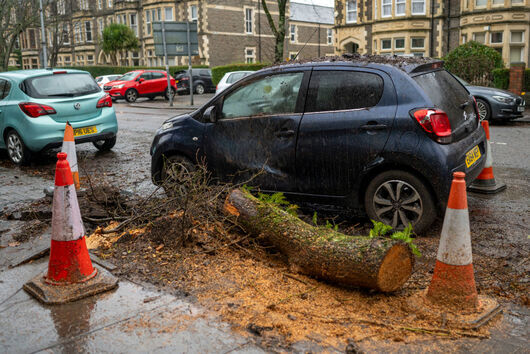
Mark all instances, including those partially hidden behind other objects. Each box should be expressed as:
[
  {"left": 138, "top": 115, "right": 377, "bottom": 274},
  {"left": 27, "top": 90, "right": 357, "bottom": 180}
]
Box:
[
  {"left": 125, "top": 89, "right": 138, "bottom": 103},
  {"left": 165, "top": 87, "right": 176, "bottom": 100},
  {"left": 93, "top": 136, "right": 117, "bottom": 151},
  {"left": 364, "top": 170, "right": 436, "bottom": 234},
  {"left": 160, "top": 155, "right": 195, "bottom": 195},
  {"left": 476, "top": 99, "right": 491, "bottom": 121},
  {"left": 195, "top": 84, "right": 205, "bottom": 95},
  {"left": 6, "top": 130, "right": 31, "bottom": 165}
]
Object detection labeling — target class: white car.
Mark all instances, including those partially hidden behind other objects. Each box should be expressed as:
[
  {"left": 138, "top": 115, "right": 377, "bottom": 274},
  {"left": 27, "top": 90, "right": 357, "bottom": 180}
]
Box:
[
  {"left": 215, "top": 71, "right": 254, "bottom": 94},
  {"left": 95, "top": 74, "right": 122, "bottom": 88}
]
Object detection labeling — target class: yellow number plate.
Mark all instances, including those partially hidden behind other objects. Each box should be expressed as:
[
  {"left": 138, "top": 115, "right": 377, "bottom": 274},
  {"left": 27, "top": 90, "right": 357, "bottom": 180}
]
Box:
[
  {"left": 465, "top": 145, "right": 481, "bottom": 168},
  {"left": 74, "top": 126, "right": 97, "bottom": 137}
]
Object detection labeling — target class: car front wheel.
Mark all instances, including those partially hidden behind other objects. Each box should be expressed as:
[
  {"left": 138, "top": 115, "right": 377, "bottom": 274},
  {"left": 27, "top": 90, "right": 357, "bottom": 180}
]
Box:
[
  {"left": 195, "top": 84, "right": 205, "bottom": 95},
  {"left": 125, "top": 89, "right": 138, "bottom": 103},
  {"left": 476, "top": 99, "right": 491, "bottom": 121},
  {"left": 364, "top": 170, "right": 436, "bottom": 234},
  {"left": 6, "top": 130, "right": 31, "bottom": 165},
  {"left": 93, "top": 136, "right": 117, "bottom": 151}
]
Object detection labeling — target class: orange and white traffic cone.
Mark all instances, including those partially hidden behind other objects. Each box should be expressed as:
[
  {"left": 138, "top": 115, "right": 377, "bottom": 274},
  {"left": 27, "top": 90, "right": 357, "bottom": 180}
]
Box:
[
  {"left": 426, "top": 172, "right": 478, "bottom": 309},
  {"left": 61, "top": 122, "right": 80, "bottom": 190},
  {"left": 468, "top": 120, "right": 506, "bottom": 194},
  {"left": 24, "top": 152, "right": 117, "bottom": 304}
]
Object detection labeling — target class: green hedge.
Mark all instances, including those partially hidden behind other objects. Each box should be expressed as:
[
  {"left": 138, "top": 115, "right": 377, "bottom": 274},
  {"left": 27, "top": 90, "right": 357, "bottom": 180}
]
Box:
[
  {"left": 211, "top": 63, "right": 269, "bottom": 85},
  {"left": 58, "top": 65, "right": 208, "bottom": 78},
  {"left": 492, "top": 68, "right": 510, "bottom": 90},
  {"left": 525, "top": 69, "right": 530, "bottom": 92}
]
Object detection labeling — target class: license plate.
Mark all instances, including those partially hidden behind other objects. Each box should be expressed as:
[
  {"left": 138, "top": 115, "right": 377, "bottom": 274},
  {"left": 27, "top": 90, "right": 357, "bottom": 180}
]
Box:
[
  {"left": 465, "top": 145, "right": 481, "bottom": 168},
  {"left": 517, "top": 106, "right": 524, "bottom": 112},
  {"left": 74, "top": 126, "right": 97, "bottom": 137}
]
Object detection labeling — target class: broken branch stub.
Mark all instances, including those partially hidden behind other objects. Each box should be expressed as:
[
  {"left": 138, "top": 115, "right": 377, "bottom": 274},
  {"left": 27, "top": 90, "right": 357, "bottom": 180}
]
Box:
[{"left": 224, "top": 189, "right": 414, "bottom": 292}]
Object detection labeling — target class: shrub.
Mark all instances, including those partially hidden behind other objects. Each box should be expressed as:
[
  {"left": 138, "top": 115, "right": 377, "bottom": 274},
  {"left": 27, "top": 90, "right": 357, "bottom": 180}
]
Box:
[
  {"left": 525, "top": 69, "right": 530, "bottom": 92},
  {"left": 211, "top": 63, "right": 269, "bottom": 85},
  {"left": 444, "top": 41, "right": 504, "bottom": 86},
  {"left": 56, "top": 65, "right": 208, "bottom": 78},
  {"left": 492, "top": 68, "right": 510, "bottom": 90}
]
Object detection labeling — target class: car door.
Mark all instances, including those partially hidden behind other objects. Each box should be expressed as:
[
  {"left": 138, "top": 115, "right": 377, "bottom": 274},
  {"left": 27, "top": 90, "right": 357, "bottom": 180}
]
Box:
[
  {"left": 150, "top": 72, "right": 166, "bottom": 93},
  {"left": 296, "top": 67, "right": 397, "bottom": 196},
  {"left": 137, "top": 72, "right": 154, "bottom": 95},
  {"left": 0, "top": 79, "right": 8, "bottom": 147},
  {"left": 202, "top": 69, "right": 309, "bottom": 191}
]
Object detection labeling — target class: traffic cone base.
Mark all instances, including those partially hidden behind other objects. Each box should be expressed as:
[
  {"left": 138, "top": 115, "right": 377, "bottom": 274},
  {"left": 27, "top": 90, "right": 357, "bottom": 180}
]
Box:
[
  {"left": 23, "top": 266, "right": 118, "bottom": 305},
  {"left": 426, "top": 260, "right": 477, "bottom": 308},
  {"left": 407, "top": 291, "right": 502, "bottom": 329},
  {"left": 46, "top": 237, "right": 97, "bottom": 285}
]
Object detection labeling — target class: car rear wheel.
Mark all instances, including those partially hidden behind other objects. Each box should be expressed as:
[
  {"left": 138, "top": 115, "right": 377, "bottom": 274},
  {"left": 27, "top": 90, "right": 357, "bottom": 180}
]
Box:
[
  {"left": 125, "top": 89, "right": 138, "bottom": 103},
  {"left": 93, "top": 136, "right": 117, "bottom": 151},
  {"left": 160, "top": 155, "right": 195, "bottom": 195},
  {"left": 476, "top": 99, "right": 491, "bottom": 121},
  {"left": 195, "top": 84, "right": 205, "bottom": 95},
  {"left": 6, "top": 130, "right": 31, "bottom": 165},
  {"left": 165, "top": 87, "right": 176, "bottom": 100},
  {"left": 364, "top": 170, "right": 436, "bottom": 234}
]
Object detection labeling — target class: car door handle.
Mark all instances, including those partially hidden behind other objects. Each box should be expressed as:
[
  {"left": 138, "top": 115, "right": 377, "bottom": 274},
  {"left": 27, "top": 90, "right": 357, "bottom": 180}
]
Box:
[
  {"left": 360, "top": 122, "right": 387, "bottom": 131},
  {"left": 276, "top": 129, "right": 295, "bottom": 138}
]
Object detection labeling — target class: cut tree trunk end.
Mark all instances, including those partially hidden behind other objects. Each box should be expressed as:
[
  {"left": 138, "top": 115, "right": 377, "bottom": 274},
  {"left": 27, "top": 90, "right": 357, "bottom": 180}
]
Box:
[{"left": 224, "top": 189, "right": 414, "bottom": 292}]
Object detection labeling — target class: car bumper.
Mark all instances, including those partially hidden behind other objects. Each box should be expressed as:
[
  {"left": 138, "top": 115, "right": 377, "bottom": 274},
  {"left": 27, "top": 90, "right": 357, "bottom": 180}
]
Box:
[
  {"left": 491, "top": 99, "right": 525, "bottom": 119},
  {"left": 21, "top": 108, "right": 118, "bottom": 152},
  {"left": 104, "top": 88, "right": 125, "bottom": 99}
]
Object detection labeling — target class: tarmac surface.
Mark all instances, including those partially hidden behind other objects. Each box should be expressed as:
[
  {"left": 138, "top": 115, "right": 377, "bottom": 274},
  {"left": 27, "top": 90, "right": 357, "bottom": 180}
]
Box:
[{"left": 0, "top": 97, "right": 528, "bottom": 353}]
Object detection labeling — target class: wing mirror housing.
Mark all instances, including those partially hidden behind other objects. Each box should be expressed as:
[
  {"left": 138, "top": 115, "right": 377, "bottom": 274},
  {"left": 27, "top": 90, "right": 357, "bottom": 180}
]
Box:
[
  {"left": 204, "top": 106, "right": 217, "bottom": 123},
  {"left": 138, "top": 78, "right": 145, "bottom": 83}
]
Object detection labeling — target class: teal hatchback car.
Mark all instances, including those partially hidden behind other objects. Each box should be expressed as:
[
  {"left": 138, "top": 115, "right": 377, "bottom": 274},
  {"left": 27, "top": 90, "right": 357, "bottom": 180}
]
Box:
[{"left": 0, "top": 69, "right": 118, "bottom": 164}]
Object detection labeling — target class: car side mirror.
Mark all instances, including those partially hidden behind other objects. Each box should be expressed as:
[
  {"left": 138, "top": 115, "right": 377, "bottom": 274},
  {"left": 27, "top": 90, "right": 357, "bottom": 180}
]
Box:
[
  {"left": 138, "top": 78, "right": 145, "bottom": 83},
  {"left": 204, "top": 106, "right": 217, "bottom": 123}
]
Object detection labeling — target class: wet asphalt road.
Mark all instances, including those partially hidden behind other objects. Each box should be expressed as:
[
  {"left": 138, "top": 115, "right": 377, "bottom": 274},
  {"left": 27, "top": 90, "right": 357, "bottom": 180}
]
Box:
[{"left": 0, "top": 100, "right": 528, "bottom": 353}]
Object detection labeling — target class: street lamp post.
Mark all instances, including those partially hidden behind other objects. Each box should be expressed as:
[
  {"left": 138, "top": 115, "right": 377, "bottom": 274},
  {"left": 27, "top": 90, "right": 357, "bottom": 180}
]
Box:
[{"left": 39, "top": 0, "right": 48, "bottom": 68}]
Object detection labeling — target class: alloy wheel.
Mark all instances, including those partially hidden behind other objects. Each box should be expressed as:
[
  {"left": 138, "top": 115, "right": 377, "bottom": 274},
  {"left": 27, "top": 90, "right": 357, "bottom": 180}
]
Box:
[
  {"left": 195, "top": 84, "right": 205, "bottom": 95},
  {"left": 7, "top": 134, "right": 23, "bottom": 164},
  {"left": 372, "top": 180, "right": 423, "bottom": 229},
  {"left": 477, "top": 100, "right": 488, "bottom": 120},
  {"left": 126, "top": 90, "right": 137, "bottom": 102}
]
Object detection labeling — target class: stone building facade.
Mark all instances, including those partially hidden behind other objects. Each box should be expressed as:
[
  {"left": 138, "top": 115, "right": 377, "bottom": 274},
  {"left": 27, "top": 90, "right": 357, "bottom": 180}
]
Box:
[
  {"left": 17, "top": 0, "right": 334, "bottom": 69},
  {"left": 334, "top": 0, "right": 529, "bottom": 66}
]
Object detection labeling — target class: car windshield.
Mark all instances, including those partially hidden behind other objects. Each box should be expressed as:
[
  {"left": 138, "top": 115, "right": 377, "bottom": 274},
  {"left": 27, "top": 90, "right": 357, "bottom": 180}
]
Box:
[
  {"left": 118, "top": 71, "right": 141, "bottom": 81},
  {"left": 23, "top": 73, "right": 101, "bottom": 98}
]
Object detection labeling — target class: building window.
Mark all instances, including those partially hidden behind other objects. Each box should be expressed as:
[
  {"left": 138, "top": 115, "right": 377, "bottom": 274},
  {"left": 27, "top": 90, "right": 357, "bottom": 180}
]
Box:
[
  {"left": 413, "top": 52, "right": 424, "bottom": 57},
  {"left": 245, "top": 8, "right": 253, "bottom": 34},
  {"left": 492, "top": 0, "right": 503, "bottom": 4},
  {"left": 475, "top": 0, "right": 487, "bottom": 6},
  {"left": 164, "top": 7, "right": 173, "bottom": 21},
  {"left": 346, "top": 1, "right": 357, "bottom": 23},
  {"left": 79, "top": 0, "right": 89, "bottom": 10},
  {"left": 245, "top": 48, "right": 255, "bottom": 63},
  {"left": 511, "top": 0, "right": 524, "bottom": 3},
  {"left": 394, "top": 38, "right": 405, "bottom": 49},
  {"left": 510, "top": 31, "right": 524, "bottom": 43},
  {"left": 87, "top": 55, "right": 94, "bottom": 64},
  {"left": 74, "top": 23, "right": 82, "bottom": 43},
  {"left": 107, "top": 0, "right": 112, "bottom": 8},
  {"left": 381, "top": 38, "right": 391, "bottom": 49},
  {"left": 62, "top": 24, "right": 70, "bottom": 44},
  {"left": 98, "top": 19, "right": 104, "bottom": 35},
  {"left": 327, "top": 29, "right": 333, "bottom": 45},
  {"left": 145, "top": 10, "right": 151, "bottom": 34},
  {"left": 462, "top": 34, "right": 467, "bottom": 43},
  {"left": 473, "top": 32, "right": 485, "bottom": 43},
  {"left": 374, "top": 0, "right": 378, "bottom": 19},
  {"left": 58, "top": 0, "right": 65, "bottom": 15},
  {"left": 412, "top": 0, "right": 425, "bottom": 14},
  {"left": 85, "top": 21, "right": 92, "bottom": 42},
  {"left": 189, "top": 5, "right": 198, "bottom": 21},
  {"left": 490, "top": 32, "right": 503, "bottom": 44},
  {"left": 130, "top": 13, "right": 137, "bottom": 36},
  {"left": 411, "top": 37, "right": 425, "bottom": 48},
  {"left": 157, "top": 8, "right": 161, "bottom": 21},
  {"left": 396, "top": 0, "right": 405, "bottom": 16},
  {"left": 382, "top": 0, "right": 392, "bottom": 17},
  {"left": 290, "top": 24, "right": 296, "bottom": 43},
  {"left": 97, "top": 0, "right": 102, "bottom": 10},
  {"left": 509, "top": 47, "right": 523, "bottom": 63}
]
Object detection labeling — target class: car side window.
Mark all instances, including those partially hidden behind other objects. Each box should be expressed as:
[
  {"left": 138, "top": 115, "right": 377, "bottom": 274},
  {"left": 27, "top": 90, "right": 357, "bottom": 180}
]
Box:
[
  {"left": 140, "top": 73, "right": 152, "bottom": 81},
  {"left": 151, "top": 72, "right": 165, "bottom": 79},
  {"left": 305, "top": 70, "right": 384, "bottom": 113},
  {"left": 221, "top": 72, "right": 304, "bottom": 120},
  {"left": 0, "top": 80, "right": 10, "bottom": 100}
]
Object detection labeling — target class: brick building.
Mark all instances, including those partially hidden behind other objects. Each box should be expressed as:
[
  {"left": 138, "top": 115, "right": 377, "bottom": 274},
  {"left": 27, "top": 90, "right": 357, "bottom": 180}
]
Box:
[
  {"left": 16, "top": 0, "right": 334, "bottom": 69},
  {"left": 334, "top": 0, "right": 529, "bottom": 66}
]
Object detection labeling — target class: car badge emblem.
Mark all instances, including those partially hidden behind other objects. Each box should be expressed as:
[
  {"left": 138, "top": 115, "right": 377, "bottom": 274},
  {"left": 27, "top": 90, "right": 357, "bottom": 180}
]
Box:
[{"left": 74, "top": 103, "right": 81, "bottom": 110}]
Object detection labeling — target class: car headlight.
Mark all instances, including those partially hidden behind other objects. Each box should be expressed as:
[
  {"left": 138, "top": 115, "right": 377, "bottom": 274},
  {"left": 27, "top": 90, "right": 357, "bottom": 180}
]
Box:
[
  {"left": 161, "top": 122, "right": 173, "bottom": 130},
  {"left": 113, "top": 84, "right": 125, "bottom": 89},
  {"left": 492, "top": 95, "right": 514, "bottom": 104}
]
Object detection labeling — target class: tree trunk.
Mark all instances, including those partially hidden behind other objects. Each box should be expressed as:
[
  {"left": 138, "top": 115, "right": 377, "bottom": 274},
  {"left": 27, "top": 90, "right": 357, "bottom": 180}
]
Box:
[{"left": 224, "top": 189, "right": 414, "bottom": 292}]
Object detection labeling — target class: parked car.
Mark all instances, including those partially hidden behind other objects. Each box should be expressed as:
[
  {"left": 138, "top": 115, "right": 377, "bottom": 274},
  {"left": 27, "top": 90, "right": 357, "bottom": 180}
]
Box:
[
  {"left": 0, "top": 68, "right": 118, "bottom": 165},
  {"left": 95, "top": 74, "right": 122, "bottom": 88},
  {"left": 215, "top": 71, "right": 255, "bottom": 94},
  {"left": 454, "top": 76, "right": 525, "bottom": 121},
  {"left": 151, "top": 57, "right": 487, "bottom": 233},
  {"left": 174, "top": 69, "right": 215, "bottom": 95},
  {"left": 104, "top": 70, "right": 177, "bottom": 103}
]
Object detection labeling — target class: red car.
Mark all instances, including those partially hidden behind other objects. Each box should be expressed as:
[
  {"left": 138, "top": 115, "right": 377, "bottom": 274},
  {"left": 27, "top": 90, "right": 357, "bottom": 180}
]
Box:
[{"left": 104, "top": 70, "right": 177, "bottom": 103}]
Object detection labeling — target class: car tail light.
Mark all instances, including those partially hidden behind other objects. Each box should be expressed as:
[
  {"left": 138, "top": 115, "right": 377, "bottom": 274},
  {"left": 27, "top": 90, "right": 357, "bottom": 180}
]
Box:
[
  {"left": 18, "top": 102, "right": 56, "bottom": 117},
  {"left": 411, "top": 108, "right": 452, "bottom": 142},
  {"left": 181, "top": 77, "right": 189, "bottom": 81},
  {"left": 96, "top": 94, "right": 113, "bottom": 108}
]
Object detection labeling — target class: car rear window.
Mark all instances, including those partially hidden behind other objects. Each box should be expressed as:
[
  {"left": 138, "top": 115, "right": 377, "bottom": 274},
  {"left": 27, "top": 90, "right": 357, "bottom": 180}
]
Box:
[
  {"left": 22, "top": 73, "right": 100, "bottom": 98},
  {"left": 227, "top": 72, "right": 248, "bottom": 84},
  {"left": 305, "top": 71, "right": 384, "bottom": 112},
  {"left": 413, "top": 70, "right": 471, "bottom": 127}
]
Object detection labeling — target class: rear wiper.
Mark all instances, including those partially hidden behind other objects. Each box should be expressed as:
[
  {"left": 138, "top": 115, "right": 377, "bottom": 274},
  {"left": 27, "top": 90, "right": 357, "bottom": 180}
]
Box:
[{"left": 47, "top": 93, "right": 75, "bottom": 97}]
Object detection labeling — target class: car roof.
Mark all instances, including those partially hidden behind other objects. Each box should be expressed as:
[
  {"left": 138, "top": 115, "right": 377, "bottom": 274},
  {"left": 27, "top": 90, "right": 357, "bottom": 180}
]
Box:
[{"left": 0, "top": 68, "right": 90, "bottom": 82}]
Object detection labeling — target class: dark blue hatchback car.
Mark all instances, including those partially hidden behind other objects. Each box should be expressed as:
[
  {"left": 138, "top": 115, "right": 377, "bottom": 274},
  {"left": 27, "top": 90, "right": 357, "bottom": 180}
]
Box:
[{"left": 151, "top": 56, "right": 487, "bottom": 233}]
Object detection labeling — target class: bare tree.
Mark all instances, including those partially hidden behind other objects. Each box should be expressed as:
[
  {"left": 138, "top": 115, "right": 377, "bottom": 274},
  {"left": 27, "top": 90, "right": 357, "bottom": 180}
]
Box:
[
  {"left": 261, "top": 0, "right": 287, "bottom": 63},
  {"left": 45, "top": 0, "right": 73, "bottom": 67},
  {"left": 0, "top": 0, "right": 40, "bottom": 71}
]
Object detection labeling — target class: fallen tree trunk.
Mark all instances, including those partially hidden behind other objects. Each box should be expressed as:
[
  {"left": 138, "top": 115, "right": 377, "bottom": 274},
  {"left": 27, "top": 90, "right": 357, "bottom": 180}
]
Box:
[{"left": 224, "top": 189, "right": 414, "bottom": 292}]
